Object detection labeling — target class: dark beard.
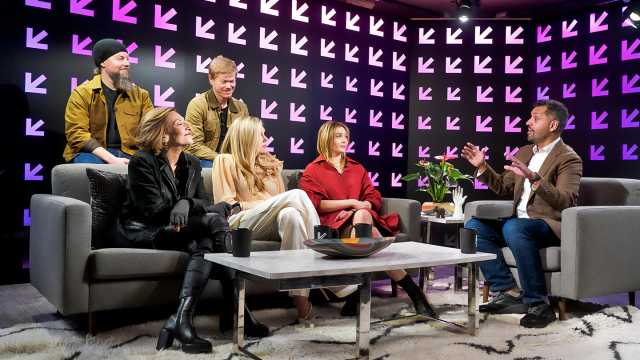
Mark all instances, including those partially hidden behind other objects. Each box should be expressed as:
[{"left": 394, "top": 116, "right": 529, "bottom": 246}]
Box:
[{"left": 109, "top": 70, "right": 133, "bottom": 93}]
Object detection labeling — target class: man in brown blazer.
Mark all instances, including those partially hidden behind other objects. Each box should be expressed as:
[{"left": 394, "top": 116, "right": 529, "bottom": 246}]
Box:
[{"left": 461, "top": 100, "right": 582, "bottom": 329}]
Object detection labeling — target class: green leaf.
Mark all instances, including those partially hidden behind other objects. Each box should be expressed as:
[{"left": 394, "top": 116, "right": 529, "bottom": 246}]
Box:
[
  {"left": 428, "top": 166, "right": 442, "bottom": 179},
  {"left": 449, "top": 177, "right": 458, "bottom": 185},
  {"left": 401, "top": 173, "right": 422, "bottom": 181}
]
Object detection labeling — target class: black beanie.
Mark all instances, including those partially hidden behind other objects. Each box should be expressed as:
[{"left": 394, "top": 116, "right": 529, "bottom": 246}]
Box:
[{"left": 92, "top": 39, "right": 128, "bottom": 67}]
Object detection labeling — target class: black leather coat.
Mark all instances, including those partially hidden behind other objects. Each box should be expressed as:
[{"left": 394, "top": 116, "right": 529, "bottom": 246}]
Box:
[{"left": 111, "top": 150, "right": 211, "bottom": 248}]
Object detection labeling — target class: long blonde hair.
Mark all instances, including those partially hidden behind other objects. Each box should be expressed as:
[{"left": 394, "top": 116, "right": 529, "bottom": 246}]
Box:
[
  {"left": 220, "top": 116, "right": 265, "bottom": 194},
  {"left": 317, "top": 121, "right": 350, "bottom": 169}
]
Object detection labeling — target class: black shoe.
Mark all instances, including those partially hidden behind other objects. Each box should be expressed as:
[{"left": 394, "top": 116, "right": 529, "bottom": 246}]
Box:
[
  {"left": 520, "top": 301, "right": 557, "bottom": 328},
  {"left": 479, "top": 292, "right": 529, "bottom": 314},
  {"left": 156, "top": 296, "right": 212, "bottom": 354},
  {"left": 397, "top": 274, "right": 437, "bottom": 318},
  {"left": 340, "top": 290, "right": 359, "bottom": 317}
]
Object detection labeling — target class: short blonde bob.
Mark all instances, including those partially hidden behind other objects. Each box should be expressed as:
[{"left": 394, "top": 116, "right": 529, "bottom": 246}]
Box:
[
  {"left": 208, "top": 55, "right": 237, "bottom": 80},
  {"left": 220, "top": 116, "right": 265, "bottom": 194},
  {"left": 136, "top": 107, "right": 176, "bottom": 155},
  {"left": 317, "top": 121, "right": 350, "bottom": 169}
]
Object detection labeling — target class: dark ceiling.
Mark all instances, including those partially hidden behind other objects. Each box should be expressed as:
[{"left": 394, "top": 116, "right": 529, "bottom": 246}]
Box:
[{"left": 337, "top": 0, "right": 622, "bottom": 19}]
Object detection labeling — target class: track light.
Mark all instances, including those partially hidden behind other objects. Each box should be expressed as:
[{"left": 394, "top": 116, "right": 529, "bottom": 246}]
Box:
[
  {"left": 623, "top": 0, "right": 640, "bottom": 29},
  {"left": 455, "top": 0, "right": 474, "bottom": 22}
]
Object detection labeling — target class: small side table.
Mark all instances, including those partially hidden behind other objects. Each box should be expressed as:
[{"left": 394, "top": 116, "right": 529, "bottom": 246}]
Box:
[{"left": 419, "top": 214, "right": 465, "bottom": 293}]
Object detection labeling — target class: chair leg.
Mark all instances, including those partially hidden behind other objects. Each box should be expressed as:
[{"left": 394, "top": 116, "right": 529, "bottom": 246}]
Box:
[
  {"left": 629, "top": 292, "right": 636, "bottom": 307},
  {"left": 558, "top": 297, "right": 566, "bottom": 321},
  {"left": 88, "top": 311, "right": 98, "bottom": 335},
  {"left": 482, "top": 282, "right": 490, "bottom": 303},
  {"left": 391, "top": 279, "right": 398, "bottom": 297}
]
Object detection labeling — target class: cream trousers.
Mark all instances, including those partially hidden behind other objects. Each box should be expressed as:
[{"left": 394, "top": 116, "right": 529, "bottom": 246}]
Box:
[{"left": 228, "top": 189, "right": 319, "bottom": 297}]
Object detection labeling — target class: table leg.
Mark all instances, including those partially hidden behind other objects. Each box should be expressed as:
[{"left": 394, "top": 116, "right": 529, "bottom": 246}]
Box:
[
  {"left": 454, "top": 224, "right": 463, "bottom": 293},
  {"left": 233, "top": 276, "right": 245, "bottom": 352},
  {"left": 356, "top": 273, "right": 371, "bottom": 360},
  {"left": 419, "top": 222, "right": 433, "bottom": 293},
  {"left": 467, "top": 262, "right": 479, "bottom": 335}
]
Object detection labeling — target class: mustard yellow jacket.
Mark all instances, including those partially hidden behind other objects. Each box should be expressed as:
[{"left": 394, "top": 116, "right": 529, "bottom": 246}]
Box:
[
  {"left": 63, "top": 74, "right": 154, "bottom": 162},
  {"left": 184, "top": 88, "right": 249, "bottom": 162}
]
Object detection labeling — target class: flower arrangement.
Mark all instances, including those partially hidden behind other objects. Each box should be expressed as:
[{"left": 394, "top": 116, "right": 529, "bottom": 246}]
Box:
[{"left": 402, "top": 154, "right": 473, "bottom": 203}]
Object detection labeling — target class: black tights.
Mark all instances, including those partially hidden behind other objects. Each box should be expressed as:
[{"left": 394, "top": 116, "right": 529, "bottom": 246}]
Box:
[{"left": 153, "top": 213, "right": 229, "bottom": 298}]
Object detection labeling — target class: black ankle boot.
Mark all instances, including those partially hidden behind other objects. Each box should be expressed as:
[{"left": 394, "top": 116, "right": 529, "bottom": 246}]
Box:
[
  {"left": 156, "top": 296, "right": 212, "bottom": 353},
  {"left": 397, "top": 274, "right": 438, "bottom": 318},
  {"left": 219, "top": 281, "right": 270, "bottom": 337}
]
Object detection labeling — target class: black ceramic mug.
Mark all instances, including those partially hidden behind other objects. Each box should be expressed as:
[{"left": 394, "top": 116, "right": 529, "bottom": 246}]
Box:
[
  {"left": 222, "top": 228, "right": 252, "bottom": 257},
  {"left": 459, "top": 228, "right": 477, "bottom": 254},
  {"left": 348, "top": 223, "right": 373, "bottom": 238},
  {"left": 314, "top": 225, "right": 339, "bottom": 240}
]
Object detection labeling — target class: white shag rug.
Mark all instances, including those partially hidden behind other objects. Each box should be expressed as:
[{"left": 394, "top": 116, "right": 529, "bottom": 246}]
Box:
[{"left": 1, "top": 279, "right": 639, "bottom": 360}]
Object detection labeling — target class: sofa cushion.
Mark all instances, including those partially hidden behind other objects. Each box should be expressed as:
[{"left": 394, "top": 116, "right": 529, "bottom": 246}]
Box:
[
  {"left": 86, "top": 168, "right": 128, "bottom": 249},
  {"left": 91, "top": 248, "right": 190, "bottom": 280},
  {"left": 501, "top": 246, "right": 561, "bottom": 271}
]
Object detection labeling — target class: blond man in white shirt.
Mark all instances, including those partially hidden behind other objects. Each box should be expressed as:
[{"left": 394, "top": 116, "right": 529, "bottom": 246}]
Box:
[{"left": 461, "top": 100, "right": 582, "bottom": 329}]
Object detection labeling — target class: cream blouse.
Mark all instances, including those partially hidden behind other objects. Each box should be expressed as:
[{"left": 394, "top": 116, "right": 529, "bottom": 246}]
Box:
[{"left": 212, "top": 153, "right": 285, "bottom": 210}]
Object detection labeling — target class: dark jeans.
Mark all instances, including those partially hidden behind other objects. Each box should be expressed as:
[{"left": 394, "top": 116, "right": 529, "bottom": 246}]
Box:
[
  {"left": 464, "top": 217, "right": 560, "bottom": 304},
  {"left": 200, "top": 160, "right": 213, "bottom": 168},
  {"left": 73, "top": 148, "right": 132, "bottom": 163}
]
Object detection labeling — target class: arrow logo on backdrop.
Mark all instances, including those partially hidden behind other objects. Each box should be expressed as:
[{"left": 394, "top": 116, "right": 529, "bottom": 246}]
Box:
[
  {"left": 447, "top": 117, "right": 460, "bottom": 130},
  {"left": 394, "top": 22, "right": 407, "bottom": 42},
  {"left": 370, "top": 110, "right": 383, "bottom": 127},
  {"left": 590, "top": 11, "right": 608, "bottom": 33},
  {"left": 592, "top": 78, "right": 609, "bottom": 96},
  {"left": 291, "top": 34, "right": 308, "bottom": 55},
  {"left": 562, "top": 51, "right": 577, "bottom": 69},
  {"left": 368, "top": 172, "right": 379, "bottom": 186},
  {"left": 392, "top": 83, "right": 405, "bottom": 100},
  {"left": 591, "top": 111, "right": 608, "bottom": 129},
  {"left": 505, "top": 116, "right": 521, "bottom": 132},
  {"left": 261, "top": 64, "right": 279, "bottom": 85},
  {"left": 418, "top": 57, "right": 434, "bottom": 73},
  {"left": 622, "top": 39, "right": 640, "bottom": 61},
  {"left": 392, "top": 113, "right": 404, "bottom": 129},
  {"left": 346, "top": 77, "right": 357, "bottom": 92},
  {"left": 230, "top": 0, "right": 247, "bottom": 9},
  {"left": 196, "top": 56, "right": 212, "bottom": 73},
  {"left": 418, "top": 87, "right": 432, "bottom": 101},
  {"left": 346, "top": 141, "right": 355, "bottom": 153},
  {"left": 505, "top": 56, "right": 523, "bottom": 74},
  {"left": 195, "top": 17, "right": 215, "bottom": 40},
  {"left": 25, "top": 0, "right": 50, "bottom": 9},
  {"left": 477, "top": 86, "right": 493, "bottom": 102},
  {"left": 418, "top": 146, "right": 430, "bottom": 158},
  {"left": 320, "top": 105, "right": 332, "bottom": 121},
  {"left": 563, "top": 83, "right": 576, "bottom": 98},
  {"left": 391, "top": 173, "right": 403, "bottom": 187},
  {"left": 321, "top": 72, "right": 333, "bottom": 88},
  {"left": 154, "top": 5, "right": 177, "bottom": 31},
  {"left": 505, "top": 26, "right": 524, "bottom": 44},
  {"left": 113, "top": 0, "right": 137, "bottom": 24},
  {"left": 265, "top": 136, "right": 274, "bottom": 152},
  {"left": 565, "top": 115, "right": 576, "bottom": 130},
  {"left": 228, "top": 23, "right": 246, "bottom": 45},
  {"left": 321, "top": 39, "right": 335, "bottom": 58},
  {"left": 505, "top": 87, "right": 522, "bottom": 103},
  {"left": 322, "top": 6, "right": 336, "bottom": 26},
  {"left": 345, "top": 44, "right": 359, "bottom": 63},
  {"left": 622, "top": 74, "right": 640, "bottom": 94},
  {"left": 290, "top": 138, "right": 304, "bottom": 154},
  {"left": 392, "top": 143, "right": 403, "bottom": 157},
  {"left": 418, "top": 116, "right": 431, "bottom": 130},
  {"left": 236, "top": 63, "right": 245, "bottom": 79},
  {"left": 292, "top": 0, "right": 308, "bottom": 22},
  {"left": 72, "top": 35, "right": 92, "bottom": 55},
  {"left": 419, "top": 28, "right": 435, "bottom": 44},
  {"left": 446, "top": 57, "right": 462, "bottom": 73},
  {"left": 475, "top": 26, "right": 492, "bottom": 44},
  {"left": 346, "top": 12, "right": 360, "bottom": 31},
  {"left": 446, "top": 147, "right": 459, "bottom": 158},
  {"left": 537, "top": 87, "right": 549, "bottom": 100},
  {"left": 476, "top": 116, "right": 493, "bottom": 132},
  {"left": 290, "top": 103, "right": 305, "bottom": 122},
  {"left": 537, "top": 25, "right": 551, "bottom": 42},
  {"left": 26, "top": 28, "right": 48, "bottom": 50},
  {"left": 505, "top": 147, "right": 518, "bottom": 158},
  {"left": 591, "top": 145, "right": 605, "bottom": 160},
  {"left": 623, "top": 144, "right": 638, "bottom": 160},
  {"left": 345, "top": 108, "right": 357, "bottom": 123},
  {"left": 71, "top": 77, "right": 89, "bottom": 92},
  {"left": 370, "top": 16, "right": 384, "bottom": 37},
  {"left": 25, "top": 73, "right": 47, "bottom": 94},
  {"left": 261, "top": 100, "right": 278, "bottom": 120},
  {"left": 25, "top": 164, "right": 44, "bottom": 181},
  {"left": 622, "top": 109, "right": 639, "bottom": 128},
  {"left": 392, "top": 52, "right": 406, "bottom": 71},
  {"left": 291, "top": 69, "right": 306, "bottom": 88},
  {"left": 154, "top": 86, "right": 174, "bottom": 107},
  {"left": 71, "top": 0, "right": 94, "bottom": 16},
  {"left": 589, "top": 45, "right": 608, "bottom": 65},
  {"left": 447, "top": 87, "right": 460, "bottom": 101},
  {"left": 370, "top": 79, "right": 383, "bottom": 97},
  {"left": 537, "top": 56, "right": 551, "bottom": 73},
  {"left": 155, "top": 46, "right": 175, "bottom": 68},
  {"left": 261, "top": 0, "right": 279, "bottom": 16},
  {"left": 26, "top": 118, "right": 45, "bottom": 136},
  {"left": 369, "top": 142, "right": 380, "bottom": 156},
  {"left": 562, "top": 19, "right": 578, "bottom": 37},
  {"left": 446, "top": 28, "right": 462, "bottom": 44},
  {"left": 369, "top": 47, "right": 383, "bottom": 67},
  {"left": 474, "top": 56, "right": 492, "bottom": 73},
  {"left": 260, "top": 28, "right": 278, "bottom": 51}
]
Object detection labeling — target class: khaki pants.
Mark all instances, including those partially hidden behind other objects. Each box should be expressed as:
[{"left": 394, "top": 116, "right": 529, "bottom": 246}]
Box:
[{"left": 228, "top": 189, "right": 319, "bottom": 297}]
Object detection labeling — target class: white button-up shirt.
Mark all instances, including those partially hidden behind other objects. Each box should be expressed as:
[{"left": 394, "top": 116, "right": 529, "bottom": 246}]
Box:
[{"left": 516, "top": 137, "right": 561, "bottom": 218}]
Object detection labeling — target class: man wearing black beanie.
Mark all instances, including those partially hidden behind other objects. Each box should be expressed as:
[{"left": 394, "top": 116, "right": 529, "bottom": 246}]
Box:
[{"left": 63, "top": 38, "right": 153, "bottom": 164}]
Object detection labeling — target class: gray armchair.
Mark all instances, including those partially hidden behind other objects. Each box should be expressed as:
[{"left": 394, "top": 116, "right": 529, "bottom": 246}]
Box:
[
  {"left": 464, "top": 177, "right": 640, "bottom": 319},
  {"left": 29, "top": 164, "right": 420, "bottom": 333}
]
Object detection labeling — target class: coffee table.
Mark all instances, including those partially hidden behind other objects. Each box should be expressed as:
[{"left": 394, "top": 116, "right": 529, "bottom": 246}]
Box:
[{"left": 205, "top": 242, "right": 496, "bottom": 360}]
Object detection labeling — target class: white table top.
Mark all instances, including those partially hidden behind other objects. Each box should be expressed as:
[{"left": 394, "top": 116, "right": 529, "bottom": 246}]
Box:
[
  {"left": 421, "top": 214, "right": 465, "bottom": 224},
  {"left": 205, "top": 242, "right": 495, "bottom": 280}
]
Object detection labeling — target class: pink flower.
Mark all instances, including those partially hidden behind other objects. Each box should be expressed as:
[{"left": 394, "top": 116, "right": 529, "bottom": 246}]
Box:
[
  {"left": 434, "top": 153, "right": 456, "bottom": 163},
  {"left": 419, "top": 159, "right": 429, "bottom": 166}
]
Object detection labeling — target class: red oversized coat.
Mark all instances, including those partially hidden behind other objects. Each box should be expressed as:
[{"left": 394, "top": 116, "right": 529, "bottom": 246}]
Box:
[{"left": 300, "top": 156, "right": 399, "bottom": 235}]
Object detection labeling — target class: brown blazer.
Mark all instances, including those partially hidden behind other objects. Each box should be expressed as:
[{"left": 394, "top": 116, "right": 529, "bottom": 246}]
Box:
[{"left": 475, "top": 138, "right": 583, "bottom": 239}]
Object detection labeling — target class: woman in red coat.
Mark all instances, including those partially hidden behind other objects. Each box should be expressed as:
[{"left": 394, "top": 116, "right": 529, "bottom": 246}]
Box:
[{"left": 301, "top": 121, "right": 437, "bottom": 318}]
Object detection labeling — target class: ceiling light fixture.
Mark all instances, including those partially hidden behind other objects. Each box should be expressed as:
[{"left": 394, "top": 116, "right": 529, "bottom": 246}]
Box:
[
  {"left": 622, "top": 0, "right": 640, "bottom": 29},
  {"left": 454, "top": 0, "right": 474, "bottom": 22}
]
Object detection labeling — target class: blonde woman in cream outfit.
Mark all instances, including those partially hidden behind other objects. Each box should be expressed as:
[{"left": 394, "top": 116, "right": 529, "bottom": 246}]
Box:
[{"left": 212, "top": 116, "right": 355, "bottom": 324}]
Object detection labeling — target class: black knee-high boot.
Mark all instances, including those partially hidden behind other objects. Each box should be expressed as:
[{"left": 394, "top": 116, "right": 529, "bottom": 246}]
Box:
[
  {"left": 157, "top": 238, "right": 214, "bottom": 353},
  {"left": 219, "top": 280, "right": 270, "bottom": 337},
  {"left": 397, "top": 274, "right": 437, "bottom": 318}
]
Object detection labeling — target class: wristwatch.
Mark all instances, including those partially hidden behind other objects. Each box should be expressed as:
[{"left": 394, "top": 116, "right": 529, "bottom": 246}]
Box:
[{"left": 530, "top": 172, "right": 541, "bottom": 190}]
